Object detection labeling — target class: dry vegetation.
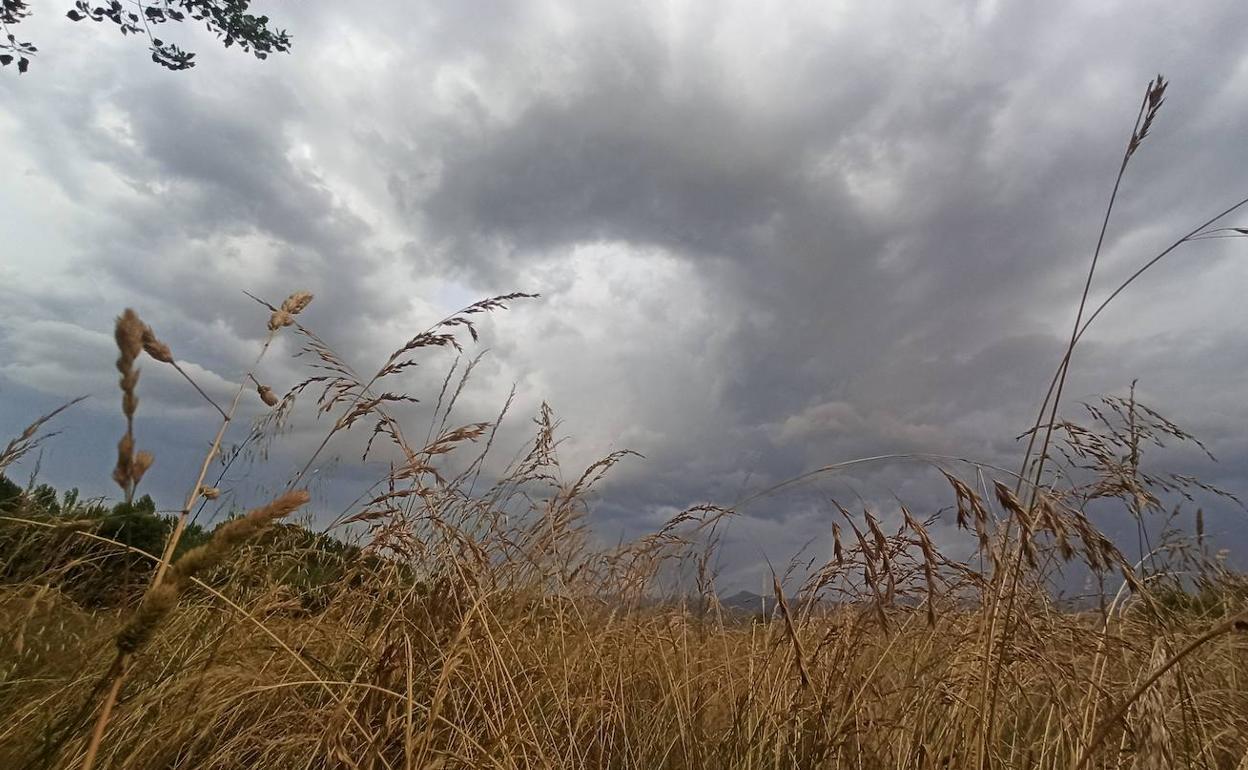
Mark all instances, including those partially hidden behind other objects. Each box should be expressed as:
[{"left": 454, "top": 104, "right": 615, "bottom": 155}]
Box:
[{"left": 4, "top": 76, "right": 1248, "bottom": 770}]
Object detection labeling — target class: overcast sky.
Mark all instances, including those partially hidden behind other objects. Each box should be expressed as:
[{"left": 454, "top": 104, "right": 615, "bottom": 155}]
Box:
[{"left": 3, "top": 1, "right": 1247, "bottom": 589}]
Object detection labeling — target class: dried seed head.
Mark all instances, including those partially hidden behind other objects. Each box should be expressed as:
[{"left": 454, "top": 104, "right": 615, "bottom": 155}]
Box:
[
  {"left": 141, "top": 327, "right": 174, "bottom": 364},
  {"left": 114, "top": 434, "right": 134, "bottom": 484},
  {"left": 132, "top": 451, "right": 154, "bottom": 484},
  {"left": 257, "top": 384, "right": 279, "bottom": 407},
  {"left": 117, "top": 429, "right": 134, "bottom": 459},
  {"left": 280, "top": 291, "right": 314, "bottom": 315},
  {"left": 1147, "top": 73, "right": 1167, "bottom": 110},
  {"left": 114, "top": 309, "right": 144, "bottom": 364},
  {"left": 111, "top": 308, "right": 151, "bottom": 505},
  {"left": 267, "top": 310, "right": 294, "bottom": 331},
  {"left": 208, "top": 489, "right": 311, "bottom": 552},
  {"left": 1127, "top": 74, "right": 1168, "bottom": 161},
  {"left": 122, "top": 389, "right": 139, "bottom": 419},
  {"left": 201, "top": 486, "right": 220, "bottom": 501}
]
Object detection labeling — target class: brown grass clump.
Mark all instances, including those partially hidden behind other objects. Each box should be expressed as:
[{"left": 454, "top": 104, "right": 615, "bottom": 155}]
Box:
[{"left": 1, "top": 76, "right": 1248, "bottom": 770}]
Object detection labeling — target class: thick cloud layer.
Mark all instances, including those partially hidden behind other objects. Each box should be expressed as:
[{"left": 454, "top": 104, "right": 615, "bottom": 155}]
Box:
[{"left": 3, "top": 0, "right": 1248, "bottom": 588}]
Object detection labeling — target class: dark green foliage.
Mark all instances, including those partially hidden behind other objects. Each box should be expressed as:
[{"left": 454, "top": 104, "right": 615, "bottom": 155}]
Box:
[
  {"left": 97, "top": 494, "right": 163, "bottom": 554},
  {"left": 1150, "top": 573, "right": 1248, "bottom": 621},
  {"left": 0, "top": 478, "right": 170, "bottom": 605},
  {"left": 0, "top": 475, "right": 368, "bottom": 611},
  {"left": 0, "top": 0, "right": 37, "bottom": 73},
  {"left": 0, "top": 474, "right": 21, "bottom": 510},
  {"left": 2, "top": 0, "right": 289, "bottom": 73},
  {"left": 230, "top": 522, "right": 397, "bottom": 614},
  {"left": 27, "top": 483, "right": 62, "bottom": 516},
  {"left": 174, "top": 516, "right": 211, "bottom": 558}
]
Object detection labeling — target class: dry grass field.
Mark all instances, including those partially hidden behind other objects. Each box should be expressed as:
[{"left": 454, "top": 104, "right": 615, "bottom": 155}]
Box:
[{"left": 3, "top": 76, "right": 1248, "bottom": 770}]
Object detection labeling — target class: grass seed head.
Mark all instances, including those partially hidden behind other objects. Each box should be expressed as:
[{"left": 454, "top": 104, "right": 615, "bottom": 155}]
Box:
[
  {"left": 257, "top": 384, "right": 279, "bottom": 407},
  {"left": 268, "top": 310, "right": 294, "bottom": 331},
  {"left": 131, "top": 451, "right": 154, "bottom": 485},
  {"left": 114, "top": 309, "right": 144, "bottom": 365},
  {"left": 141, "top": 326, "right": 174, "bottom": 364},
  {"left": 280, "top": 290, "right": 314, "bottom": 315}
]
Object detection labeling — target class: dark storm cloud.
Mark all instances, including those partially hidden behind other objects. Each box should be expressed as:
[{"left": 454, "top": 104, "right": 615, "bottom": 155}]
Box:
[
  {"left": 4, "top": 0, "right": 1248, "bottom": 587},
  {"left": 381, "top": 1, "right": 1248, "bottom": 581},
  {"left": 404, "top": 5, "right": 1246, "bottom": 358}
]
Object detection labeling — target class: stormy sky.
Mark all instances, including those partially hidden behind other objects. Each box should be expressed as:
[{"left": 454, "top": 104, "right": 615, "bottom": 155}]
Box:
[{"left": 3, "top": 1, "right": 1248, "bottom": 589}]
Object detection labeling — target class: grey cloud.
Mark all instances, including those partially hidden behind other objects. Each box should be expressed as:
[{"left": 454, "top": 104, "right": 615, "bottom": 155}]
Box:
[{"left": 396, "top": 1, "right": 1248, "bottom": 436}]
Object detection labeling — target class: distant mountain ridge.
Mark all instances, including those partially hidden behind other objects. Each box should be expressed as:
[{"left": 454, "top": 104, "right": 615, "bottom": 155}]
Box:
[{"left": 718, "top": 589, "right": 798, "bottom": 614}]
